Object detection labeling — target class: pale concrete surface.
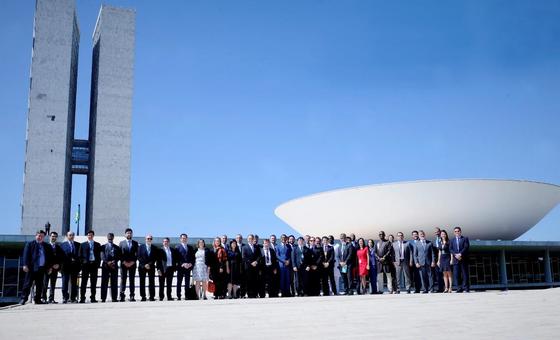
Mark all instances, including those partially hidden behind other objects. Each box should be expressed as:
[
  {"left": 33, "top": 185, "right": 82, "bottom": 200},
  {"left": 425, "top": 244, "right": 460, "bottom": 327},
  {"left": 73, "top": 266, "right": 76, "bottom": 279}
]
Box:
[{"left": 2, "top": 289, "right": 560, "bottom": 339}]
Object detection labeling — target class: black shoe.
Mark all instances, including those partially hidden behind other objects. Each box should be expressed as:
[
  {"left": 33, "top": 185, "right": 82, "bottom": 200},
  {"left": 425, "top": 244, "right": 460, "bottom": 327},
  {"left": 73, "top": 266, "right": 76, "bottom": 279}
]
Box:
[
  {"left": 101, "top": 299, "right": 106, "bottom": 303},
  {"left": 35, "top": 300, "right": 46, "bottom": 304},
  {"left": 62, "top": 299, "right": 68, "bottom": 304},
  {"left": 149, "top": 298, "right": 155, "bottom": 302},
  {"left": 141, "top": 297, "right": 147, "bottom": 302},
  {"left": 49, "top": 300, "right": 58, "bottom": 304},
  {"left": 167, "top": 298, "right": 174, "bottom": 301},
  {"left": 70, "top": 299, "right": 78, "bottom": 303},
  {"left": 90, "top": 299, "right": 98, "bottom": 303},
  {"left": 130, "top": 297, "right": 136, "bottom": 302},
  {"left": 176, "top": 296, "right": 181, "bottom": 301},
  {"left": 456, "top": 289, "right": 464, "bottom": 293},
  {"left": 79, "top": 300, "right": 85, "bottom": 303},
  {"left": 19, "top": 299, "right": 26, "bottom": 305}
]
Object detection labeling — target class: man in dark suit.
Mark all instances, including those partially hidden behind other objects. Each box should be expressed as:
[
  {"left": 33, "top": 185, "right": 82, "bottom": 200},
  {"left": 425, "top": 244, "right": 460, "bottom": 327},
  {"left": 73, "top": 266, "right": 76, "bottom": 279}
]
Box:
[
  {"left": 119, "top": 227, "right": 139, "bottom": 302},
  {"left": 432, "top": 227, "right": 444, "bottom": 292},
  {"left": 321, "top": 236, "right": 337, "bottom": 296},
  {"left": 393, "top": 232, "right": 413, "bottom": 293},
  {"left": 242, "top": 234, "right": 261, "bottom": 298},
  {"left": 291, "top": 236, "right": 306, "bottom": 296},
  {"left": 175, "top": 233, "right": 195, "bottom": 300},
  {"left": 450, "top": 226, "right": 470, "bottom": 293},
  {"left": 42, "top": 231, "right": 63, "bottom": 303},
  {"left": 302, "top": 236, "right": 320, "bottom": 296},
  {"left": 159, "top": 237, "right": 180, "bottom": 301},
  {"left": 261, "top": 239, "right": 279, "bottom": 297},
  {"left": 101, "top": 233, "right": 121, "bottom": 302},
  {"left": 79, "top": 230, "right": 102, "bottom": 303},
  {"left": 60, "top": 231, "right": 80, "bottom": 303},
  {"left": 308, "top": 237, "right": 325, "bottom": 296},
  {"left": 20, "top": 230, "right": 52, "bottom": 305},
  {"left": 413, "top": 230, "right": 436, "bottom": 293},
  {"left": 138, "top": 234, "right": 159, "bottom": 301},
  {"left": 337, "top": 233, "right": 354, "bottom": 295},
  {"left": 410, "top": 230, "right": 421, "bottom": 293},
  {"left": 375, "top": 231, "right": 394, "bottom": 294},
  {"left": 235, "top": 234, "right": 246, "bottom": 298}
]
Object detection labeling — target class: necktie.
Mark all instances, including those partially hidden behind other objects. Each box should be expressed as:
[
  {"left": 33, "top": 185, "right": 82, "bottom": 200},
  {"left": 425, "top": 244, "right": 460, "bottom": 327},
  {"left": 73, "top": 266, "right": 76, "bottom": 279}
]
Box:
[
  {"left": 128, "top": 240, "right": 131, "bottom": 250},
  {"left": 399, "top": 242, "right": 403, "bottom": 259},
  {"left": 147, "top": 246, "right": 150, "bottom": 256},
  {"left": 456, "top": 237, "right": 460, "bottom": 250}
]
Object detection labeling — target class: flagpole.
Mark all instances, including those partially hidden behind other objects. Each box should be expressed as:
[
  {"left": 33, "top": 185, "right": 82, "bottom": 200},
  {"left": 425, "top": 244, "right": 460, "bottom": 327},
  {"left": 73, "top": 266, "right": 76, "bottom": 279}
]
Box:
[{"left": 76, "top": 204, "right": 81, "bottom": 236}]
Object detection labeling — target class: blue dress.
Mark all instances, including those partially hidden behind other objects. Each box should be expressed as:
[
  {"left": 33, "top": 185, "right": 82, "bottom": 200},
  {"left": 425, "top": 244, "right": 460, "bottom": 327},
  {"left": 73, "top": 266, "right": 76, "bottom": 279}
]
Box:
[{"left": 438, "top": 242, "right": 452, "bottom": 272}]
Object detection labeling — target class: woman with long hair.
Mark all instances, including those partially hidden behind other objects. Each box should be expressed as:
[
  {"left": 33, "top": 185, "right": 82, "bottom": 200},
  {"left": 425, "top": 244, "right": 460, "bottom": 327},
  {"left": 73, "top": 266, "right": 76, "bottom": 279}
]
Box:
[
  {"left": 212, "top": 237, "right": 230, "bottom": 299},
  {"left": 367, "top": 239, "right": 377, "bottom": 294},
  {"left": 192, "top": 239, "right": 211, "bottom": 300},
  {"left": 437, "top": 230, "right": 453, "bottom": 293},
  {"left": 227, "top": 239, "right": 242, "bottom": 298},
  {"left": 356, "top": 238, "right": 370, "bottom": 294}
]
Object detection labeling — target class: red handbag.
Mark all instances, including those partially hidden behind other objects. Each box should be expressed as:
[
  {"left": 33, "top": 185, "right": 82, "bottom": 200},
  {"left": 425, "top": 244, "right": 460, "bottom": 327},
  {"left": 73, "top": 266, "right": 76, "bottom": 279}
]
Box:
[{"left": 207, "top": 280, "right": 215, "bottom": 293}]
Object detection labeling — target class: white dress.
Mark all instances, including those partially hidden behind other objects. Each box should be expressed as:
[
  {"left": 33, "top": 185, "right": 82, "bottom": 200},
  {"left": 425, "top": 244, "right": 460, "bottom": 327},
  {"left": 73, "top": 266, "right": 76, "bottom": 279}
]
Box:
[{"left": 192, "top": 249, "right": 209, "bottom": 281}]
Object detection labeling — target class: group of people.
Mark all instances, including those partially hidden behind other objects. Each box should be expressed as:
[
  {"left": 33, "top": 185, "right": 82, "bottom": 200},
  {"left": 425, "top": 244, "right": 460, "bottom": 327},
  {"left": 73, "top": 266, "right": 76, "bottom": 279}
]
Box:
[{"left": 19, "top": 226, "right": 471, "bottom": 305}]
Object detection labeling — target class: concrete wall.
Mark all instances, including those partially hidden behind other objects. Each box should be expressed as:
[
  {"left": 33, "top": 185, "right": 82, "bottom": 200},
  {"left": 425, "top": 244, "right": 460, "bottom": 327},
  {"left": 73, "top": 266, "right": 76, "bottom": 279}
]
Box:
[
  {"left": 21, "top": 0, "right": 79, "bottom": 235},
  {"left": 86, "top": 6, "right": 135, "bottom": 234}
]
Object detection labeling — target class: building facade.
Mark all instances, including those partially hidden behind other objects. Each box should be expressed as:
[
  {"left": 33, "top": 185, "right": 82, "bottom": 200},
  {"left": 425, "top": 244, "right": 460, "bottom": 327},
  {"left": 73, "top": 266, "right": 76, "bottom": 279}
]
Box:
[
  {"left": 21, "top": 0, "right": 79, "bottom": 236},
  {"left": 21, "top": 0, "right": 135, "bottom": 236}
]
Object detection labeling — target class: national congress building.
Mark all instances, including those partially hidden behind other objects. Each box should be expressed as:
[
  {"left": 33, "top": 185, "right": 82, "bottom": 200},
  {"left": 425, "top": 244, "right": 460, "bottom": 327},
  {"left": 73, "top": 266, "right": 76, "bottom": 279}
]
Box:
[{"left": 21, "top": 0, "right": 135, "bottom": 236}]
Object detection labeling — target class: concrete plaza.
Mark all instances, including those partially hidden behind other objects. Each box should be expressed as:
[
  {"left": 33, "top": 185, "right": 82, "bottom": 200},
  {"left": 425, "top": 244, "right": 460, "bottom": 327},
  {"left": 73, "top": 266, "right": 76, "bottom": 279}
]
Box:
[{"left": 1, "top": 288, "right": 559, "bottom": 339}]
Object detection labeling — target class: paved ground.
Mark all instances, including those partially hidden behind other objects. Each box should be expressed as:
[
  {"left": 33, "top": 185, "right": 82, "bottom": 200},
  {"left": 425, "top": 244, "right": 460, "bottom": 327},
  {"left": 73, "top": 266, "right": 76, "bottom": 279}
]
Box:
[{"left": 2, "top": 289, "right": 560, "bottom": 339}]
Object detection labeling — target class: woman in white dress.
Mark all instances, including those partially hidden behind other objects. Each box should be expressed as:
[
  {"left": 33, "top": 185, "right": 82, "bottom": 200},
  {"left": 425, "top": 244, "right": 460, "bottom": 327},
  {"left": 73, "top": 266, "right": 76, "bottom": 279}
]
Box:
[{"left": 192, "top": 239, "right": 210, "bottom": 300}]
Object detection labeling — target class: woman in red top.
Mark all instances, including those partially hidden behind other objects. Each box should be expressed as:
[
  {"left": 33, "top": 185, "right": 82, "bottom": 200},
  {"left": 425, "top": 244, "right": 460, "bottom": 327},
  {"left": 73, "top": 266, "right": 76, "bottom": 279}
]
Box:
[{"left": 356, "top": 238, "right": 370, "bottom": 294}]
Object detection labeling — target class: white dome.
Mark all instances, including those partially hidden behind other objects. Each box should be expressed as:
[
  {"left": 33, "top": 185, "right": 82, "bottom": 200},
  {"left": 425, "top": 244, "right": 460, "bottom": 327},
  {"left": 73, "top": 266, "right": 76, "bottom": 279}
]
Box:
[{"left": 274, "top": 179, "right": 560, "bottom": 240}]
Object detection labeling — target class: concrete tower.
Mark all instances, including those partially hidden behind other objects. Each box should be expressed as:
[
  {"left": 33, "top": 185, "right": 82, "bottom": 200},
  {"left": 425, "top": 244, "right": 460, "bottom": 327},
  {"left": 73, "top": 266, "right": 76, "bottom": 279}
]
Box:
[
  {"left": 21, "top": 0, "right": 79, "bottom": 235},
  {"left": 86, "top": 6, "right": 136, "bottom": 233},
  {"left": 21, "top": 1, "right": 135, "bottom": 236}
]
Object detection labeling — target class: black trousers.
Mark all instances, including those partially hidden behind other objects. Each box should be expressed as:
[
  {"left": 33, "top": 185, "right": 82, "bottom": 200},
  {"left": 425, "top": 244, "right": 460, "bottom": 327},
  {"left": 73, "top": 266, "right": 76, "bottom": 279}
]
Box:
[
  {"left": 263, "top": 266, "right": 279, "bottom": 297},
  {"left": 245, "top": 267, "right": 259, "bottom": 298},
  {"left": 412, "top": 266, "right": 422, "bottom": 293},
  {"left": 305, "top": 268, "right": 321, "bottom": 296},
  {"left": 21, "top": 267, "right": 45, "bottom": 303},
  {"left": 101, "top": 265, "right": 118, "bottom": 301},
  {"left": 159, "top": 268, "right": 175, "bottom": 300},
  {"left": 295, "top": 266, "right": 306, "bottom": 296},
  {"left": 80, "top": 262, "right": 98, "bottom": 301},
  {"left": 213, "top": 269, "right": 228, "bottom": 298},
  {"left": 322, "top": 265, "right": 337, "bottom": 296},
  {"left": 62, "top": 269, "right": 79, "bottom": 301},
  {"left": 120, "top": 264, "right": 136, "bottom": 299},
  {"left": 176, "top": 267, "right": 192, "bottom": 299},
  {"left": 453, "top": 259, "right": 470, "bottom": 291},
  {"left": 42, "top": 268, "right": 59, "bottom": 301},
  {"left": 139, "top": 266, "right": 156, "bottom": 299}
]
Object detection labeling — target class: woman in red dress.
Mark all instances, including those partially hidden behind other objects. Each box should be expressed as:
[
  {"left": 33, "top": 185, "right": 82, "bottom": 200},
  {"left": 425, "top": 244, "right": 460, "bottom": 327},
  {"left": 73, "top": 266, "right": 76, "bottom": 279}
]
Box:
[{"left": 356, "top": 238, "right": 370, "bottom": 294}]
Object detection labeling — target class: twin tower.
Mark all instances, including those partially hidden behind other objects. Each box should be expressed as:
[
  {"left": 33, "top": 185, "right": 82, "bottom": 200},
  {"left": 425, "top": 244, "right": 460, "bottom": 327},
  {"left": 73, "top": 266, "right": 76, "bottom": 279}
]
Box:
[{"left": 21, "top": 0, "right": 135, "bottom": 235}]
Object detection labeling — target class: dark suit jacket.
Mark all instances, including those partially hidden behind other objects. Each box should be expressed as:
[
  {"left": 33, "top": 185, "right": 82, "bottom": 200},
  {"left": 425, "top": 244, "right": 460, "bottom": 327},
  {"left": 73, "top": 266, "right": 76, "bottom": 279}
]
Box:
[
  {"left": 291, "top": 244, "right": 306, "bottom": 269},
  {"left": 79, "top": 240, "right": 102, "bottom": 267},
  {"left": 119, "top": 239, "right": 139, "bottom": 262},
  {"left": 138, "top": 244, "right": 159, "bottom": 268},
  {"left": 311, "top": 246, "right": 325, "bottom": 268},
  {"left": 242, "top": 244, "right": 261, "bottom": 270},
  {"left": 338, "top": 242, "right": 355, "bottom": 267},
  {"left": 392, "top": 240, "right": 413, "bottom": 266},
  {"left": 323, "top": 245, "right": 335, "bottom": 265},
  {"left": 260, "top": 247, "right": 279, "bottom": 270},
  {"left": 175, "top": 243, "right": 195, "bottom": 267},
  {"left": 450, "top": 236, "right": 470, "bottom": 259},
  {"left": 301, "top": 246, "right": 315, "bottom": 268},
  {"left": 61, "top": 240, "right": 81, "bottom": 272},
  {"left": 22, "top": 240, "right": 53, "bottom": 272},
  {"left": 159, "top": 247, "right": 180, "bottom": 273},
  {"left": 46, "top": 242, "right": 64, "bottom": 268},
  {"left": 101, "top": 243, "right": 121, "bottom": 267}
]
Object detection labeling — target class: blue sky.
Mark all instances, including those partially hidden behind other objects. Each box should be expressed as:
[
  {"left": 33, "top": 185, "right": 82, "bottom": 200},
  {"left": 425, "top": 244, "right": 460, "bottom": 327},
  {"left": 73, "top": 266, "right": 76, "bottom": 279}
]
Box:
[{"left": 1, "top": 0, "right": 560, "bottom": 240}]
